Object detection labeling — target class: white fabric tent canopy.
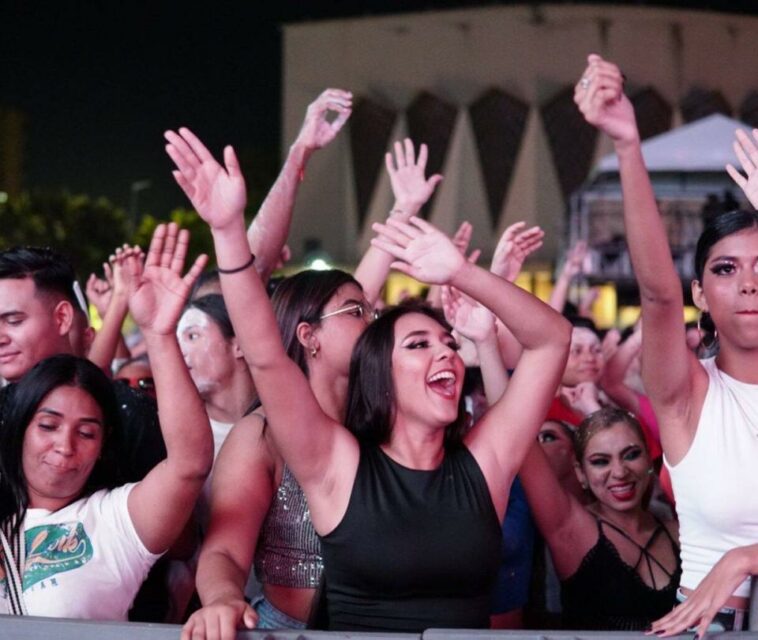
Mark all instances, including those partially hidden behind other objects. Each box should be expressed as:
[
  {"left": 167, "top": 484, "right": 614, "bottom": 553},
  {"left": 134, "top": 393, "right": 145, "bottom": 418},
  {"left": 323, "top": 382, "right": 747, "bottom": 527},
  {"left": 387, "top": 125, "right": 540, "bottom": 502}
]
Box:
[{"left": 596, "top": 113, "right": 754, "bottom": 173}]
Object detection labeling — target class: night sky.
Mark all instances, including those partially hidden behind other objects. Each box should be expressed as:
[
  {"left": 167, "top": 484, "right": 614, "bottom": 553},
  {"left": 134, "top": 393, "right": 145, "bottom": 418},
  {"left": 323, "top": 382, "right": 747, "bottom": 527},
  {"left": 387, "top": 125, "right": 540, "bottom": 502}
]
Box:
[{"left": 3, "top": 1, "right": 757, "bottom": 218}]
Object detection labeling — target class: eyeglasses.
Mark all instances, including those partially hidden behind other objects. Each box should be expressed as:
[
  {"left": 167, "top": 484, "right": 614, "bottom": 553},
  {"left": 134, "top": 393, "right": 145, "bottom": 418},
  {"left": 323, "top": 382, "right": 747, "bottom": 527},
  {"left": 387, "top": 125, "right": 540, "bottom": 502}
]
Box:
[{"left": 320, "top": 302, "right": 379, "bottom": 323}]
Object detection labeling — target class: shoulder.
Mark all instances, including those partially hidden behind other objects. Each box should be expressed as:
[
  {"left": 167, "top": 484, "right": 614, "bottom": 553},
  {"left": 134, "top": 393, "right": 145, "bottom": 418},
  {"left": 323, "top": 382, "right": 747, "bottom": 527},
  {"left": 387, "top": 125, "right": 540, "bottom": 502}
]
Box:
[{"left": 216, "top": 411, "right": 277, "bottom": 476}]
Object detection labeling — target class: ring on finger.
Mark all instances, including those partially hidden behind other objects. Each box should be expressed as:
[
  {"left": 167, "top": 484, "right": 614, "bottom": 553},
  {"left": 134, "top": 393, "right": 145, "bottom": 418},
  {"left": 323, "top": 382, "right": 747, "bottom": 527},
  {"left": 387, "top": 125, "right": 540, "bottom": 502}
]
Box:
[{"left": 580, "top": 77, "right": 591, "bottom": 90}]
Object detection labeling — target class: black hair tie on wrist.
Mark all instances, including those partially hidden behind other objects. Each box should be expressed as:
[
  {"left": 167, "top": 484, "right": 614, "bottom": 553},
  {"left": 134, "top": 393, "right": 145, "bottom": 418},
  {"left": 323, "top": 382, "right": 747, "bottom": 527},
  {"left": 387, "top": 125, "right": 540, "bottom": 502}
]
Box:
[{"left": 217, "top": 253, "right": 256, "bottom": 274}]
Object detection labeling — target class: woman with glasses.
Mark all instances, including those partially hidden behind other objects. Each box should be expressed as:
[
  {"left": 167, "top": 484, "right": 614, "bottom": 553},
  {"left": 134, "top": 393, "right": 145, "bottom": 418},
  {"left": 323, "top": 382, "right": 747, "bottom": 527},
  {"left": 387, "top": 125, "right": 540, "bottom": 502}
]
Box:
[
  {"left": 168, "top": 126, "right": 570, "bottom": 634},
  {"left": 177, "top": 128, "right": 442, "bottom": 634}
]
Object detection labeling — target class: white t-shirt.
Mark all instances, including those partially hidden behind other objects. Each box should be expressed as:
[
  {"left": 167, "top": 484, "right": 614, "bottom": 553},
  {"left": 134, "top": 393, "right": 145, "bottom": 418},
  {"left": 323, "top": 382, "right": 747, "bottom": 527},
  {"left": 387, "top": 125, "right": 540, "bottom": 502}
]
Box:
[{"left": 0, "top": 483, "right": 160, "bottom": 620}]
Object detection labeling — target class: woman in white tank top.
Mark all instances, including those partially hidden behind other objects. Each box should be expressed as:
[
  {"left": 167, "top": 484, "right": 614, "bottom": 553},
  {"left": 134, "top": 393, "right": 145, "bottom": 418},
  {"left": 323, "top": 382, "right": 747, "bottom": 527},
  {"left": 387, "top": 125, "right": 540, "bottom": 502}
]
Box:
[{"left": 575, "top": 53, "right": 758, "bottom": 637}]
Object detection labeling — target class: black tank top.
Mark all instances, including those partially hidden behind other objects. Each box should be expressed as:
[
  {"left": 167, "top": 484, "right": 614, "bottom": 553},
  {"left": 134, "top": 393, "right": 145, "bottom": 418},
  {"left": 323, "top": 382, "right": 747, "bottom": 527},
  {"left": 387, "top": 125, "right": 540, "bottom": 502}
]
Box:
[
  {"left": 561, "top": 516, "right": 681, "bottom": 630},
  {"left": 319, "top": 444, "right": 501, "bottom": 632}
]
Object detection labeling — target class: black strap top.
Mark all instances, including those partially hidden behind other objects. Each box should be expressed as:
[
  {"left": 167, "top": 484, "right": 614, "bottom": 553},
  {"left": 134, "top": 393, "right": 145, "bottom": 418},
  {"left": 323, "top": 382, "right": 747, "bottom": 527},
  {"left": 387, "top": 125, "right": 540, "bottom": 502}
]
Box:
[
  {"left": 561, "top": 516, "right": 681, "bottom": 631},
  {"left": 319, "top": 445, "right": 501, "bottom": 632}
]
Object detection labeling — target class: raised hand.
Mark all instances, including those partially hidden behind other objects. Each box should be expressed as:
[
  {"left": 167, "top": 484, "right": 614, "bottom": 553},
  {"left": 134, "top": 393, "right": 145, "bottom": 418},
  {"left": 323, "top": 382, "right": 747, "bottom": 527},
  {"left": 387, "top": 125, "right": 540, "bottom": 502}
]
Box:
[
  {"left": 294, "top": 88, "right": 352, "bottom": 152},
  {"left": 386, "top": 139, "right": 443, "bottom": 214},
  {"left": 574, "top": 54, "right": 638, "bottom": 145},
  {"left": 442, "top": 285, "right": 495, "bottom": 343},
  {"left": 560, "top": 381, "right": 602, "bottom": 417},
  {"left": 164, "top": 128, "right": 247, "bottom": 230},
  {"left": 491, "top": 221, "right": 544, "bottom": 282},
  {"left": 86, "top": 267, "right": 113, "bottom": 318},
  {"left": 561, "top": 240, "right": 588, "bottom": 280},
  {"left": 371, "top": 216, "right": 465, "bottom": 284},
  {"left": 726, "top": 128, "right": 758, "bottom": 209},
  {"left": 126, "top": 223, "right": 208, "bottom": 336}
]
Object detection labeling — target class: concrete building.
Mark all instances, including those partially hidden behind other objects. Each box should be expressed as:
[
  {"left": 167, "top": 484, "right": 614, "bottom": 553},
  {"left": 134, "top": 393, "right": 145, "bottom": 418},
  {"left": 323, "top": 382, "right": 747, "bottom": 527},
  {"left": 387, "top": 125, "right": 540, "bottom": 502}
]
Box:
[{"left": 282, "top": 3, "right": 758, "bottom": 267}]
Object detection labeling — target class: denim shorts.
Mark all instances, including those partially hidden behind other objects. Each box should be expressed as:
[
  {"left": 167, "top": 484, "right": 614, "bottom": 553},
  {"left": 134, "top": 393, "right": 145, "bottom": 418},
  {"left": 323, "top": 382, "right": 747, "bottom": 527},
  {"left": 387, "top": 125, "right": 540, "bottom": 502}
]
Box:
[{"left": 251, "top": 595, "right": 307, "bottom": 630}]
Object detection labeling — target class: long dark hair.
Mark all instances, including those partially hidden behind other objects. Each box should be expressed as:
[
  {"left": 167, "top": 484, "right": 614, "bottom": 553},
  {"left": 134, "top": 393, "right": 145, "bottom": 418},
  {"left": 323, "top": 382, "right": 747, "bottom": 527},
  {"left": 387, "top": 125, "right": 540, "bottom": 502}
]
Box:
[
  {"left": 271, "top": 269, "right": 359, "bottom": 377},
  {"left": 345, "top": 300, "right": 468, "bottom": 449},
  {"left": 694, "top": 209, "right": 758, "bottom": 351},
  {"left": 0, "top": 355, "right": 123, "bottom": 536}
]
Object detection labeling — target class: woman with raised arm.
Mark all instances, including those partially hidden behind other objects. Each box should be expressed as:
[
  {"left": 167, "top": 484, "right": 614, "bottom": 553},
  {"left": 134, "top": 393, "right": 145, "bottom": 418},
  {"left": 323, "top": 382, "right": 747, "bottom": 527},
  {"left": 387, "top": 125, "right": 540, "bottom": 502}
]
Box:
[
  {"left": 173, "top": 131, "right": 444, "bottom": 635},
  {"left": 520, "top": 407, "right": 680, "bottom": 630},
  {"left": 166, "top": 126, "right": 570, "bottom": 632},
  {"left": 576, "top": 53, "right": 758, "bottom": 637},
  {"left": 0, "top": 224, "right": 212, "bottom": 619}
]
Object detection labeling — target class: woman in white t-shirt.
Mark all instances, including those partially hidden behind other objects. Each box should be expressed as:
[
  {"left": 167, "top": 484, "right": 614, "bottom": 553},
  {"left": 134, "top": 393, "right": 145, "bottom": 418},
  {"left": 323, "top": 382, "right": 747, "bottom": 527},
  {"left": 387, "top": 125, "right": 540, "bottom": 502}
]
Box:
[{"left": 0, "top": 223, "right": 213, "bottom": 620}]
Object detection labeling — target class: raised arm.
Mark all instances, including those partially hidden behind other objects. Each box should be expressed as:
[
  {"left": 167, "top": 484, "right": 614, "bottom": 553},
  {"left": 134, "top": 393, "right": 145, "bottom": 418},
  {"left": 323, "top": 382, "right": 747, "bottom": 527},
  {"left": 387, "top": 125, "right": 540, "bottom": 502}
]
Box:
[
  {"left": 575, "top": 54, "right": 702, "bottom": 462},
  {"left": 355, "top": 139, "right": 443, "bottom": 304},
  {"left": 490, "top": 221, "right": 544, "bottom": 368},
  {"left": 248, "top": 89, "right": 352, "bottom": 283},
  {"left": 371, "top": 217, "right": 571, "bottom": 519},
  {"left": 441, "top": 285, "right": 508, "bottom": 406},
  {"left": 600, "top": 323, "right": 642, "bottom": 413},
  {"left": 165, "top": 127, "right": 359, "bottom": 534},
  {"left": 126, "top": 223, "right": 213, "bottom": 554},
  {"left": 87, "top": 247, "right": 141, "bottom": 372},
  {"left": 548, "top": 240, "right": 587, "bottom": 312}
]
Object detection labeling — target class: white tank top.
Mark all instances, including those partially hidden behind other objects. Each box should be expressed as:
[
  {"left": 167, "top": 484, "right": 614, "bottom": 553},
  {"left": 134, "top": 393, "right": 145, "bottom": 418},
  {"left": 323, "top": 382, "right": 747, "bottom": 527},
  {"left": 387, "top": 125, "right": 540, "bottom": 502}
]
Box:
[{"left": 666, "top": 357, "right": 758, "bottom": 597}]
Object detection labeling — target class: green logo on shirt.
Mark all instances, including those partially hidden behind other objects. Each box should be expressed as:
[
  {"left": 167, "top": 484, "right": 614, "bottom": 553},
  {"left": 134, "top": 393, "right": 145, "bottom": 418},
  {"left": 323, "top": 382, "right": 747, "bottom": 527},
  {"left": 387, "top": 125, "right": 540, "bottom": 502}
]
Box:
[{"left": 22, "top": 523, "right": 93, "bottom": 590}]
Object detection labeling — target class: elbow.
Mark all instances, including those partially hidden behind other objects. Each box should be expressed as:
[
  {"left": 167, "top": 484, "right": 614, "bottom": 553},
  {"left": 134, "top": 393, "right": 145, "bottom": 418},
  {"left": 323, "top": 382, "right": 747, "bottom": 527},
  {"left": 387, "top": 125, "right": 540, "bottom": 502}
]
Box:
[{"left": 172, "top": 437, "right": 215, "bottom": 484}]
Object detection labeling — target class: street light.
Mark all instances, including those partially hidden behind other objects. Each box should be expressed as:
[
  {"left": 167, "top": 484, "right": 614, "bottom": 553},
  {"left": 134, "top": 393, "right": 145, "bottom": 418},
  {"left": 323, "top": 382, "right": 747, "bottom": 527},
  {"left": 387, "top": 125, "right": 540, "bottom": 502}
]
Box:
[{"left": 129, "top": 179, "right": 151, "bottom": 233}]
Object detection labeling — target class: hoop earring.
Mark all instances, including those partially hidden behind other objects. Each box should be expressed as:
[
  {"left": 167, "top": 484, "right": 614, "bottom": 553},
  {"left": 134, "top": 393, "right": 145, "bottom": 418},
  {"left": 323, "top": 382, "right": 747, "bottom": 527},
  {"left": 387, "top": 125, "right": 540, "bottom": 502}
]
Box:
[
  {"left": 310, "top": 346, "right": 319, "bottom": 358},
  {"left": 697, "top": 312, "right": 718, "bottom": 350}
]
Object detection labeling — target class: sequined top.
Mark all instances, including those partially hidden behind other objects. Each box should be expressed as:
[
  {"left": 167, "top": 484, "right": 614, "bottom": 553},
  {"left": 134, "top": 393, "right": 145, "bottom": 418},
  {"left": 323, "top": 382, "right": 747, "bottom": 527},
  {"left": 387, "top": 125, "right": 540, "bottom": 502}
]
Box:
[{"left": 254, "top": 465, "right": 323, "bottom": 588}]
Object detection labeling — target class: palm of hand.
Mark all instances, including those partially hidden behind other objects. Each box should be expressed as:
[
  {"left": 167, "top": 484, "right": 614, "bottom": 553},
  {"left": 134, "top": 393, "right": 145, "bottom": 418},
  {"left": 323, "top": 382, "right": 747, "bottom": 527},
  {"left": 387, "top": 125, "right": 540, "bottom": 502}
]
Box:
[
  {"left": 189, "top": 162, "right": 246, "bottom": 226},
  {"left": 404, "top": 233, "right": 462, "bottom": 283},
  {"left": 391, "top": 168, "right": 435, "bottom": 207},
  {"left": 130, "top": 267, "right": 188, "bottom": 335}
]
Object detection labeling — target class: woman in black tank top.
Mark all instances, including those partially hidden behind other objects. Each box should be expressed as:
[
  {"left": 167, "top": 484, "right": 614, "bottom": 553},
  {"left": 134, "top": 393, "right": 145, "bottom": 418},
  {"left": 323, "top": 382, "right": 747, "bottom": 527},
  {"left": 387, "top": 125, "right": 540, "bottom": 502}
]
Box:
[
  {"left": 174, "top": 133, "right": 572, "bottom": 632},
  {"left": 520, "top": 406, "right": 680, "bottom": 630}
]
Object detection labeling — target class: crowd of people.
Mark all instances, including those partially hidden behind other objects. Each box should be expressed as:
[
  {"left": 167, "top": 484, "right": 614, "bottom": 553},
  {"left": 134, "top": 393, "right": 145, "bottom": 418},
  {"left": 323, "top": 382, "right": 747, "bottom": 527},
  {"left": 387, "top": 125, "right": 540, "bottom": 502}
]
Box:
[{"left": 1, "top": 54, "right": 758, "bottom": 638}]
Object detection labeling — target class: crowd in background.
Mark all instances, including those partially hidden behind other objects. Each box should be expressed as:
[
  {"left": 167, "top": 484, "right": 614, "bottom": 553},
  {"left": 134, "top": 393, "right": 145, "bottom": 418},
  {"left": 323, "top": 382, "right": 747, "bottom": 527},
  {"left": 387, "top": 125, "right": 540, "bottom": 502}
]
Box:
[{"left": 2, "top": 54, "right": 758, "bottom": 639}]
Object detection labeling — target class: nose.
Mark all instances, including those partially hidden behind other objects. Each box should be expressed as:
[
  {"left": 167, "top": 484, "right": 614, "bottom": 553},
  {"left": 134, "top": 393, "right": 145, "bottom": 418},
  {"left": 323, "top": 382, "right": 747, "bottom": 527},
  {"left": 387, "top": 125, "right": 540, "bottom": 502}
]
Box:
[
  {"left": 610, "top": 458, "right": 628, "bottom": 479},
  {"left": 435, "top": 342, "right": 457, "bottom": 361},
  {"left": 54, "top": 431, "right": 75, "bottom": 456},
  {"left": 741, "top": 274, "right": 758, "bottom": 295}
]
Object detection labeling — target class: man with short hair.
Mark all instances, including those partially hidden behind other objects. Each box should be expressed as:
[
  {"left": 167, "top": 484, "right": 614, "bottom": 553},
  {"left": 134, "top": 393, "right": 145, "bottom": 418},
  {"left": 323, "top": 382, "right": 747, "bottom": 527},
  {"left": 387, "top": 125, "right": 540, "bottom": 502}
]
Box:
[{"left": 0, "top": 246, "right": 165, "bottom": 481}]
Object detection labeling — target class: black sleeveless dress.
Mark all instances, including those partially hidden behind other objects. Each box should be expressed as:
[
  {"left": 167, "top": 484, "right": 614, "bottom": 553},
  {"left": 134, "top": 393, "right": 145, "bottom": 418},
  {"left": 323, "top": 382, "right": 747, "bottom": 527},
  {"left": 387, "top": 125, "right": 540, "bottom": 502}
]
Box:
[
  {"left": 319, "top": 444, "right": 501, "bottom": 632},
  {"left": 561, "top": 517, "right": 681, "bottom": 630}
]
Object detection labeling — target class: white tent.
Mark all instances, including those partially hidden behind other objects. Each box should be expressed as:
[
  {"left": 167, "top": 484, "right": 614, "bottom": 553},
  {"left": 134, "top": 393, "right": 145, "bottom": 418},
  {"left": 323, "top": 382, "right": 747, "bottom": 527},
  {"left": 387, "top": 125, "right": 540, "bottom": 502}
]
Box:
[{"left": 596, "top": 113, "right": 753, "bottom": 174}]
